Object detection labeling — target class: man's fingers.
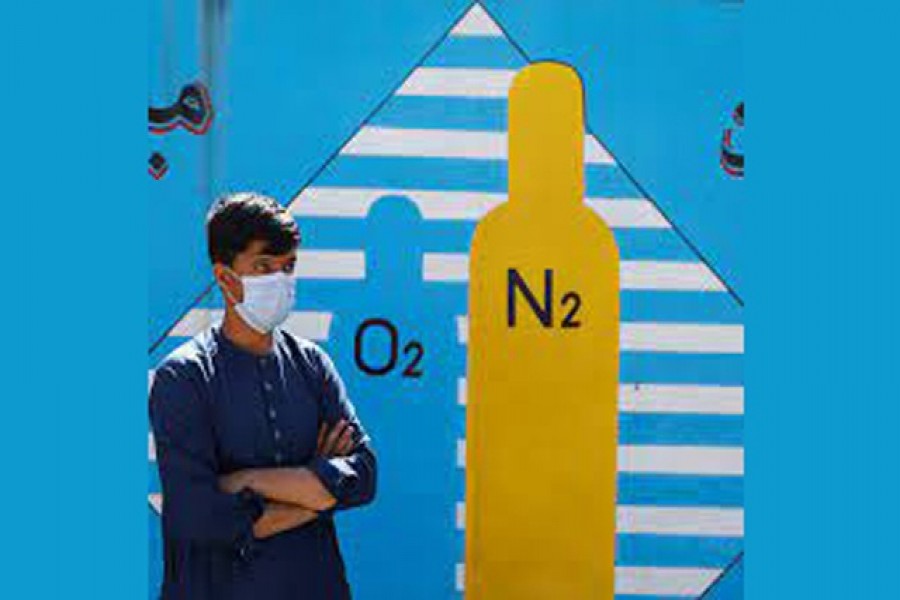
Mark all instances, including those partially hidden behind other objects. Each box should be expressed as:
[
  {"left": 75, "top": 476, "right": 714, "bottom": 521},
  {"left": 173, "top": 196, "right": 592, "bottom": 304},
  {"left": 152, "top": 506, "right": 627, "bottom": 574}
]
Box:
[
  {"left": 322, "top": 419, "right": 348, "bottom": 456},
  {"left": 316, "top": 422, "right": 327, "bottom": 452},
  {"left": 335, "top": 426, "right": 355, "bottom": 456}
]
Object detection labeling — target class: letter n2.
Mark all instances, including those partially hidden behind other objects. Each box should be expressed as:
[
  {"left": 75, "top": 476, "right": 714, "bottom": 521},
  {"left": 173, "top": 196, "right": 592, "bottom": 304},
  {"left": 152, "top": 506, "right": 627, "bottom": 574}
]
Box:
[{"left": 507, "top": 268, "right": 553, "bottom": 328}]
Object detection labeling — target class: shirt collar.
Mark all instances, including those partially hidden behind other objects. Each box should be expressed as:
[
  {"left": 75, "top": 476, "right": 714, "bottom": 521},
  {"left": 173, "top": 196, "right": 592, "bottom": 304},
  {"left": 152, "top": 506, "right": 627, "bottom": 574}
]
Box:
[{"left": 212, "top": 323, "right": 279, "bottom": 360}]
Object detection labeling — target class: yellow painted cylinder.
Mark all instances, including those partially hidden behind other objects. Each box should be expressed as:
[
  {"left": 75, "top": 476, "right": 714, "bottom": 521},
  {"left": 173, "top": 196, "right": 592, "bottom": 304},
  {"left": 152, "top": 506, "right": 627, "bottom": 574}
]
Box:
[{"left": 465, "top": 62, "right": 620, "bottom": 600}]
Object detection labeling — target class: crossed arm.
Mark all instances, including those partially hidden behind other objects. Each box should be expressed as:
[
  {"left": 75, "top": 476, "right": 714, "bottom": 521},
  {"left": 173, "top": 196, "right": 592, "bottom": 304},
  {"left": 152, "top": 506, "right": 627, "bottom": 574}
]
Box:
[
  {"left": 220, "top": 420, "right": 358, "bottom": 539},
  {"left": 151, "top": 349, "right": 377, "bottom": 549}
]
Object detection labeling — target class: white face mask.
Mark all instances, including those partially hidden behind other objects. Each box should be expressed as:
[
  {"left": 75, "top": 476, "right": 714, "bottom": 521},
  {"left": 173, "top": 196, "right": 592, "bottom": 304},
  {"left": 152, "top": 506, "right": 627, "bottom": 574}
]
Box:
[{"left": 225, "top": 269, "right": 296, "bottom": 334}]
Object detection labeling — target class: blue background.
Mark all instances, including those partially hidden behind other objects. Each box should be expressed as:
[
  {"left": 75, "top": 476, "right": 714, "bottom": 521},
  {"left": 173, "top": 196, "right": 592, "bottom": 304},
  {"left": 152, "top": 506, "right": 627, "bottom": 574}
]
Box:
[{"left": 10, "top": 0, "right": 900, "bottom": 599}]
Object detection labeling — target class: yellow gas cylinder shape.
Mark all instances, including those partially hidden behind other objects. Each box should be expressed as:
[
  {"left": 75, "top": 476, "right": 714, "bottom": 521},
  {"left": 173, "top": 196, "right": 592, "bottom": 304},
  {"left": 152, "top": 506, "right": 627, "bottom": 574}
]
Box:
[{"left": 465, "top": 62, "right": 620, "bottom": 600}]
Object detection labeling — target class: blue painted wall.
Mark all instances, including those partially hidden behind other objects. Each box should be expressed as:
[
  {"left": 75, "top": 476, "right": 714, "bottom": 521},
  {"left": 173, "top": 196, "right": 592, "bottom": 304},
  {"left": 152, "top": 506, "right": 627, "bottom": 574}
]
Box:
[{"left": 149, "top": 2, "right": 742, "bottom": 598}]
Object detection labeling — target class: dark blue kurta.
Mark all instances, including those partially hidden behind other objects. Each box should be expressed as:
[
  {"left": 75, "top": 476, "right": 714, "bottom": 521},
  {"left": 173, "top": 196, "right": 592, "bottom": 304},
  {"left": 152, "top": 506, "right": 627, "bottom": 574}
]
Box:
[{"left": 149, "top": 324, "right": 377, "bottom": 600}]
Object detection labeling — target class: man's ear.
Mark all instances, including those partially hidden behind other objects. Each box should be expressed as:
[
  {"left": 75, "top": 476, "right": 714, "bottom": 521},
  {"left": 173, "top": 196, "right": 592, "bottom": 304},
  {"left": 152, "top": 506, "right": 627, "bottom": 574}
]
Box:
[{"left": 214, "top": 264, "right": 242, "bottom": 304}]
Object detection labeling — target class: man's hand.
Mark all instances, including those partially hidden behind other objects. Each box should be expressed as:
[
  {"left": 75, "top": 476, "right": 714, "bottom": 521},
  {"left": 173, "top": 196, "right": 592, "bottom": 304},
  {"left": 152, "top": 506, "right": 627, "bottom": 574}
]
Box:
[
  {"left": 219, "top": 470, "right": 254, "bottom": 495},
  {"left": 317, "top": 419, "right": 355, "bottom": 458}
]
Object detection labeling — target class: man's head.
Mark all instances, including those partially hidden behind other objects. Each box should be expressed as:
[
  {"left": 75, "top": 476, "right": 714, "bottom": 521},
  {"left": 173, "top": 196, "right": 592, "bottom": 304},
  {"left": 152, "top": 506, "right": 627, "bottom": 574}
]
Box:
[{"left": 207, "top": 192, "right": 300, "bottom": 307}]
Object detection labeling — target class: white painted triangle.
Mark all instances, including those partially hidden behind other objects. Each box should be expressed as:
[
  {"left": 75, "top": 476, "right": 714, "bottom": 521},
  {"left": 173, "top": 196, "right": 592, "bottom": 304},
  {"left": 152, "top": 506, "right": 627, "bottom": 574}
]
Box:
[{"left": 451, "top": 3, "right": 503, "bottom": 37}]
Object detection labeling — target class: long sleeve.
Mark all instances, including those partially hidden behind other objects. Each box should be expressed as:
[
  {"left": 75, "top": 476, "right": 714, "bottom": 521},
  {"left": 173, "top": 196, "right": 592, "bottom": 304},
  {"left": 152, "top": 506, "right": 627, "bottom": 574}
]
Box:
[
  {"left": 306, "top": 348, "right": 378, "bottom": 511},
  {"left": 149, "top": 363, "right": 265, "bottom": 552}
]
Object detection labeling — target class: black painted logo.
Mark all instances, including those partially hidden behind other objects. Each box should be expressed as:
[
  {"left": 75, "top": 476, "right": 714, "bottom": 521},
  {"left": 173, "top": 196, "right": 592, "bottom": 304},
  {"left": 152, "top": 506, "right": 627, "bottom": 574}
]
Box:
[
  {"left": 149, "top": 82, "right": 214, "bottom": 135},
  {"left": 148, "top": 152, "right": 169, "bottom": 180},
  {"left": 721, "top": 101, "right": 744, "bottom": 178}
]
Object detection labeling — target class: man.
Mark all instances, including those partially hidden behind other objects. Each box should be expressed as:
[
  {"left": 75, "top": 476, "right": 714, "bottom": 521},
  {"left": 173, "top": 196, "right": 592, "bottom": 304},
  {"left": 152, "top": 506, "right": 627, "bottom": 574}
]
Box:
[{"left": 150, "top": 192, "right": 377, "bottom": 600}]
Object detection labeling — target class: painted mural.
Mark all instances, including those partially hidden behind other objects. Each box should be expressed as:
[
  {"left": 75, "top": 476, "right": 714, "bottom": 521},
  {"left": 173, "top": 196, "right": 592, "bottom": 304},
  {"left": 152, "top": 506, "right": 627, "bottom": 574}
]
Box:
[{"left": 148, "top": 2, "right": 743, "bottom": 598}]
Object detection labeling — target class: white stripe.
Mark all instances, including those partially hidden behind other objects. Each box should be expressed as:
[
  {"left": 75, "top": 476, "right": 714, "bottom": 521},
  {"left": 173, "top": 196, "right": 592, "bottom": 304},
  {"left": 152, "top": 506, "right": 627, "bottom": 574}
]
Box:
[
  {"left": 619, "top": 445, "right": 744, "bottom": 476},
  {"left": 452, "top": 563, "right": 719, "bottom": 596},
  {"left": 169, "top": 308, "right": 219, "bottom": 337},
  {"left": 586, "top": 198, "right": 671, "bottom": 229},
  {"left": 585, "top": 136, "right": 615, "bottom": 164},
  {"left": 456, "top": 438, "right": 742, "bottom": 476},
  {"left": 396, "top": 67, "right": 516, "bottom": 98},
  {"left": 455, "top": 316, "right": 743, "bottom": 355},
  {"left": 619, "top": 384, "right": 744, "bottom": 415},
  {"left": 621, "top": 323, "right": 744, "bottom": 354},
  {"left": 617, "top": 506, "right": 744, "bottom": 537},
  {"left": 451, "top": 5, "right": 503, "bottom": 37},
  {"left": 453, "top": 503, "right": 742, "bottom": 537},
  {"left": 291, "top": 187, "right": 504, "bottom": 219},
  {"left": 622, "top": 260, "right": 725, "bottom": 292},
  {"left": 341, "top": 126, "right": 614, "bottom": 164},
  {"left": 343, "top": 126, "right": 504, "bottom": 160},
  {"left": 169, "top": 309, "right": 332, "bottom": 341},
  {"left": 294, "top": 250, "right": 365, "bottom": 279},
  {"left": 454, "top": 380, "right": 743, "bottom": 415},
  {"left": 414, "top": 252, "right": 466, "bottom": 282},
  {"left": 291, "top": 187, "right": 669, "bottom": 228},
  {"left": 148, "top": 493, "right": 163, "bottom": 515},
  {"left": 148, "top": 432, "right": 156, "bottom": 462},
  {"left": 615, "top": 566, "right": 721, "bottom": 596},
  {"left": 281, "top": 313, "right": 333, "bottom": 341},
  {"left": 457, "top": 378, "right": 467, "bottom": 406},
  {"left": 424, "top": 253, "right": 724, "bottom": 292}
]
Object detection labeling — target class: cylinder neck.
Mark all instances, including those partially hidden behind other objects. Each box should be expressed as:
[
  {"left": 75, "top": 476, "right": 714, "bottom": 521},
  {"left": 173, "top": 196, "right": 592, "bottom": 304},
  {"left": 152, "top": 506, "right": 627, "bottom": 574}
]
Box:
[{"left": 508, "top": 63, "right": 586, "bottom": 212}]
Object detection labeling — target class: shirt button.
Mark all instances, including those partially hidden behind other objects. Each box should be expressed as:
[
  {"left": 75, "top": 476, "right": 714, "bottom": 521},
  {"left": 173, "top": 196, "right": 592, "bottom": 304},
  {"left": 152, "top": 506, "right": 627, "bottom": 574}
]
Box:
[
  {"left": 274, "top": 429, "right": 282, "bottom": 441},
  {"left": 275, "top": 452, "right": 283, "bottom": 464},
  {"left": 263, "top": 382, "right": 273, "bottom": 392},
  {"left": 268, "top": 408, "right": 277, "bottom": 420}
]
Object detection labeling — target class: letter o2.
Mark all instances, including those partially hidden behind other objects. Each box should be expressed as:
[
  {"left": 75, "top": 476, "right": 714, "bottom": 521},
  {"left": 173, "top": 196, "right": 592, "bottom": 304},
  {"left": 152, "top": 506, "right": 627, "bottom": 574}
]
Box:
[{"left": 354, "top": 318, "right": 399, "bottom": 376}]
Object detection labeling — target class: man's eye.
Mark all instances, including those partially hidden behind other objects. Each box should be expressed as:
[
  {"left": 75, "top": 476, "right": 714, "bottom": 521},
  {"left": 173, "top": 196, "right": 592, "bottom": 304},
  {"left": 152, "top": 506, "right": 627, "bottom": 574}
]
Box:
[{"left": 284, "top": 264, "right": 296, "bottom": 274}]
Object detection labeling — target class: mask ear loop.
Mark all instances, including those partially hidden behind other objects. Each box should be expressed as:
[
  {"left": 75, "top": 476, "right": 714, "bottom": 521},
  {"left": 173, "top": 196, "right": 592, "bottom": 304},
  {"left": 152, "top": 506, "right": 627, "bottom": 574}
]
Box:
[{"left": 219, "top": 266, "right": 241, "bottom": 305}]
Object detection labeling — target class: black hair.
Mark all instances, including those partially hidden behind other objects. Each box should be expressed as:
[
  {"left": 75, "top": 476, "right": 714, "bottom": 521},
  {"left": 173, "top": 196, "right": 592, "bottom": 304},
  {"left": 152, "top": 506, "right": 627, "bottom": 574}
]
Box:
[{"left": 206, "top": 192, "right": 300, "bottom": 266}]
